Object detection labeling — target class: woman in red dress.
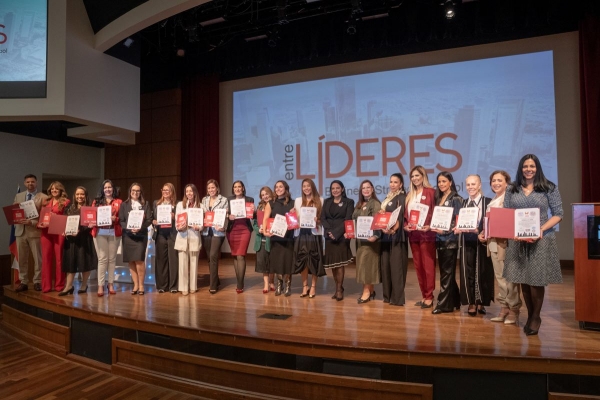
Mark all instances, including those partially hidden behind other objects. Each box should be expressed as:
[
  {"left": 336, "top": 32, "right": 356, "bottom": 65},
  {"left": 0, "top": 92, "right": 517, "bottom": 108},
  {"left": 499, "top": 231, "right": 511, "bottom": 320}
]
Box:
[
  {"left": 39, "top": 181, "right": 70, "bottom": 293},
  {"left": 226, "top": 180, "right": 254, "bottom": 293}
]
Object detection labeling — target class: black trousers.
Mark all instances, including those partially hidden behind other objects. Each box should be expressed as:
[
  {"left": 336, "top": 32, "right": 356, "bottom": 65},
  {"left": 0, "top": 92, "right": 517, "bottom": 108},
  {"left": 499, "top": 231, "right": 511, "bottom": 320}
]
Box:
[
  {"left": 154, "top": 233, "right": 178, "bottom": 292},
  {"left": 202, "top": 235, "right": 224, "bottom": 290},
  {"left": 436, "top": 248, "right": 460, "bottom": 311},
  {"left": 381, "top": 240, "right": 408, "bottom": 306}
]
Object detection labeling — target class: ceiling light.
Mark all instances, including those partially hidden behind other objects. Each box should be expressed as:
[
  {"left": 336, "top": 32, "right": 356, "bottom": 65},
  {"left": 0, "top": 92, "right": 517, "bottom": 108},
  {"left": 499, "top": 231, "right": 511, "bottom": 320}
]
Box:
[
  {"left": 123, "top": 37, "right": 134, "bottom": 47},
  {"left": 361, "top": 13, "right": 389, "bottom": 21},
  {"left": 347, "top": 23, "right": 357, "bottom": 35},
  {"left": 244, "top": 34, "right": 268, "bottom": 42},
  {"left": 444, "top": 0, "right": 455, "bottom": 19},
  {"left": 199, "top": 17, "right": 225, "bottom": 27}
]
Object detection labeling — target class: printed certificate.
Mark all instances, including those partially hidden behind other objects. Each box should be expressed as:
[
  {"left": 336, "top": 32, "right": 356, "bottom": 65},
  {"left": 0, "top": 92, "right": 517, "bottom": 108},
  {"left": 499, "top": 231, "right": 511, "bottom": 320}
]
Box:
[
  {"left": 156, "top": 205, "right": 172, "bottom": 226},
  {"left": 270, "top": 214, "right": 288, "bottom": 237},
  {"left": 213, "top": 209, "right": 227, "bottom": 229},
  {"left": 387, "top": 206, "right": 402, "bottom": 229},
  {"left": 229, "top": 199, "right": 246, "bottom": 219},
  {"left": 187, "top": 208, "right": 203, "bottom": 227},
  {"left": 127, "top": 210, "right": 144, "bottom": 230},
  {"left": 457, "top": 207, "right": 478, "bottom": 231},
  {"left": 20, "top": 199, "right": 39, "bottom": 219},
  {"left": 65, "top": 215, "right": 80, "bottom": 235},
  {"left": 96, "top": 206, "right": 112, "bottom": 227},
  {"left": 430, "top": 206, "right": 454, "bottom": 231},
  {"left": 356, "top": 216, "right": 374, "bottom": 239},
  {"left": 413, "top": 203, "right": 429, "bottom": 228},
  {"left": 299, "top": 207, "right": 317, "bottom": 228},
  {"left": 515, "top": 208, "right": 540, "bottom": 238}
]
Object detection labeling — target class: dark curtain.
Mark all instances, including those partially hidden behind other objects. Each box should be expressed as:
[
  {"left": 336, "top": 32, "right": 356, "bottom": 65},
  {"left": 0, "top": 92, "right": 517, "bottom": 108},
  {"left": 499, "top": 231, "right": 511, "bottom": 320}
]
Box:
[
  {"left": 181, "top": 75, "right": 220, "bottom": 191},
  {"left": 579, "top": 14, "right": 600, "bottom": 202}
]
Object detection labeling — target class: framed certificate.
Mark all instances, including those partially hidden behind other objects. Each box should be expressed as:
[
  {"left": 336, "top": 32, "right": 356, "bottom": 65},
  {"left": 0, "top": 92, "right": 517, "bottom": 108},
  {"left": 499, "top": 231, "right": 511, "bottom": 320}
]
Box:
[
  {"left": 20, "top": 199, "right": 39, "bottom": 219},
  {"left": 387, "top": 206, "right": 402, "bottom": 229},
  {"left": 515, "top": 208, "right": 540, "bottom": 238},
  {"left": 156, "top": 205, "right": 172, "bottom": 226},
  {"left": 213, "top": 209, "right": 227, "bottom": 228},
  {"left": 65, "top": 215, "right": 80, "bottom": 235},
  {"left": 270, "top": 214, "right": 288, "bottom": 237},
  {"left": 457, "top": 207, "right": 478, "bottom": 231},
  {"left": 413, "top": 203, "right": 429, "bottom": 228},
  {"left": 229, "top": 199, "right": 246, "bottom": 219},
  {"left": 356, "top": 216, "right": 374, "bottom": 239},
  {"left": 430, "top": 206, "right": 454, "bottom": 231},
  {"left": 299, "top": 207, "right": 317, "bottom": 228},
  {"left": 127, "top": 210, "right": 144, "bottom": 230},
  {"left": 96, "top": 206, "right": 112, "bottom": 227},
  {"left": 187, "top": 208, "right": 203, "bottom": 227}
]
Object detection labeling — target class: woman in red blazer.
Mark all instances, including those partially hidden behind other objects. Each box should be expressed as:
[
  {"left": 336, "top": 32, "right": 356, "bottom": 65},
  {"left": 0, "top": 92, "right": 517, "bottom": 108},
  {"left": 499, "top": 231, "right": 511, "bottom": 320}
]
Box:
[{"left": 404, "top": 166, "right": 436, "bottom": 308}]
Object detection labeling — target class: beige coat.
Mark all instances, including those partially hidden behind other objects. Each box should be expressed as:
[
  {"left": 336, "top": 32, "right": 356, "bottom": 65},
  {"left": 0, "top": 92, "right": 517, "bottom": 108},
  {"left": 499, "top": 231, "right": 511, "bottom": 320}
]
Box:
[
  {"left": 13, "top": 191, "right": 47, "bottom": 238},
  {"left": 174, "top": 201, "right": 202, "bottom": 252}
]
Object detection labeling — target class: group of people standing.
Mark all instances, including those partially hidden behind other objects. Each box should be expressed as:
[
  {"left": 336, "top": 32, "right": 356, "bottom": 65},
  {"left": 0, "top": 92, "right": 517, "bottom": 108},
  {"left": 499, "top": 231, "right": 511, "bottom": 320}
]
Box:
[{"left": 12, "top": 154, "right": 562, "bottom": 335}]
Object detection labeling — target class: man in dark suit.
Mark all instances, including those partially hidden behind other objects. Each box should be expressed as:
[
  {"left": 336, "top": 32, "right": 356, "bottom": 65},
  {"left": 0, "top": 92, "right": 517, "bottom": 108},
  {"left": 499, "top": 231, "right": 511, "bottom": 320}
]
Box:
[{"left": 14, "top": 174, "right": 47, "bottom": 292}]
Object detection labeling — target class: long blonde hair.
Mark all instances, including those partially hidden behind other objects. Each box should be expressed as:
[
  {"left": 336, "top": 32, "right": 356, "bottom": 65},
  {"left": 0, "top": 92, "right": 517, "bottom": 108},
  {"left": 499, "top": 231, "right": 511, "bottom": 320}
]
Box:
[
  {"left": 257, "top": 186, "right": 274, "bottom": 211},
  {"left": 44, "top": 181, "right": 69, "bottom": 211},
  {"left": 406, "top": 165, "right": 433, "bottom": 204},
  {"left": 157, "top": 183, "right": 176, "bottom": 205}
]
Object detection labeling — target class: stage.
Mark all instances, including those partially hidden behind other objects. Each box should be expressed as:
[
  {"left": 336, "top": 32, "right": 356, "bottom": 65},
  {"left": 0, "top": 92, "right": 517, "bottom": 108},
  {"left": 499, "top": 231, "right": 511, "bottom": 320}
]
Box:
[{"left": 2, "top": 261, "right": 600, "bottom": 400}]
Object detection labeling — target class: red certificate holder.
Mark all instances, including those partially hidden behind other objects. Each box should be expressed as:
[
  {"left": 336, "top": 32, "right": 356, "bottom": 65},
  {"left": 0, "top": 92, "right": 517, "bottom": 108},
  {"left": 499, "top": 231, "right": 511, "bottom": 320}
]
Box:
[
  {"left": 245, "top": 203, "right": 254, "bottom": 219},
  {"left": 177, "top": 213, "right": 188, "bottom": 227},
  {"left": 48, "top": 214, "right": 68, "bottom": 235},
  {"left": 3, "top": 204, "right": 22, "bottom": 225},
  {"left": 286, "top": 212, "right": 299, "bottom": 230},
  {"left": 266, "top": 218, "right": 275, "bottom": 232},
  {"left": 257, "top": 210, "right": 265, "bottom": 227},
  {"left": 344, "top": 220, "right": 355, "bottom": 239},
  {"left": 408, "top": 210, "right": 420, "bottom": 228},
  {"left": 80, "top": 206, "right": 97, "bottom": 226},
  {"left": 37, "top": 208, "right": 52, "bottom": 228},
  {"left": 371, "top": 212, "right": 391, "bottom": 230},
  {"left": 487, "top": 208, "right": 515, "bottom": 239},
  {"left": 204, "top": 211, "right": 215, "bottom": 227}
]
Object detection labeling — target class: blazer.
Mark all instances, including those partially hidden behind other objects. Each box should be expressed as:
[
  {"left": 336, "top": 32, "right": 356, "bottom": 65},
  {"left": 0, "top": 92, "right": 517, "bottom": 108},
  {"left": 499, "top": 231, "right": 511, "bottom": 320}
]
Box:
[
  {"left": 252, "top": 208, "right": 271, "bottom": 252},
  {"left": 434, "top": 191, "right": 463, "bottom": 249},
  {"left": 153, "top": 200, "right": 177, "bottom": 239},
  {"left": 404, "top": 186, "right": 436, "bottom": 242},
  {"left": 119, "top": 200, "right": 153, "bottom": 238},
  {"left": 226, "top": 195, "right": 255, "bottom": 232},
  {"left": 460, "top": 195, "right": 491, "bottom": 242},
  {"left": 13, "top": 191, "right": 47, "bottom": 238},
  {"left": 174, "top": 201, "right": 202, "bottom": 252},
  {"left": 201, "top": 195, "right": 229, "bottom": 237},
  {"left": 321, "top": 197, "right": 354, "bottom": 241},
  {"left": 91, "top": 198, "right": 123, "bottom": 238}
]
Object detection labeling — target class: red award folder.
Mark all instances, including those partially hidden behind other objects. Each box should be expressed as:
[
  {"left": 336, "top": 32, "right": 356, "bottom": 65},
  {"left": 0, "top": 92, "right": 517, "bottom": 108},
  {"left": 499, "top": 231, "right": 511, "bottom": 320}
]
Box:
[
  {"left": 12, "top": 208, "right": 26, "bottom": 224},
  {"left": 176, "top": 213, "right": 187, "bottom": 227},
  {"left": 371, "top": 212, "right": 391, "bottom": 230},
  {"left": 344, "top": 220, "right": 355, "bottom": 239},
  {"left": 408, "top": 210, "right": 420, "bottom": 227},
  {"left": 487, "top": 208, "right": 515, "bottom": 239},
  {"left": 80, "top": 206, "right": 97, "bottom": 226},
  {"left": 37, "top": 208, "right": 51, "bottom": 228},
  {"left": 204, "top": 211, "right": 214, "bottom": 227},
  {"left": 3, "top": 204, "right": 22, "bottom": 225},
  {"left": 245, "top": 203, "right": 254, "bottom": 219},
  {"left": 48, "top": 214, "right": 68, "bottom": 235},
  {"left": 286, "top": 212, "right": 299, "bottom": 230},
  {"left": 267, "top": 218, "right": 275, "bottom": 232},
  {"left": 257, "top": 210, "right": 265, "bottom": 226}
]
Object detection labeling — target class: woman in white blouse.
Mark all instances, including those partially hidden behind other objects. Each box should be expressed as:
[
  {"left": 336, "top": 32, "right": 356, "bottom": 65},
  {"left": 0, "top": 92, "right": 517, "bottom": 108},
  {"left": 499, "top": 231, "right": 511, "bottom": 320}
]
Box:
[{"left": 174, "top": 184, "right": 202, "bottom": 296}]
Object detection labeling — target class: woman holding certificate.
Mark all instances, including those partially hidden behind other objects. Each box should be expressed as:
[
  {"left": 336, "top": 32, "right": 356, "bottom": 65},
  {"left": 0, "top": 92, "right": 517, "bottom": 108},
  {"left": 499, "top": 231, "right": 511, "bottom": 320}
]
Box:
[
  {"left": 352, "top": 180, "right": 381, "bottom": 304},
  {"left": 321, "top": 180, "right": 354, "bottom": 301},
  {"left": 293, "top": 178, "right": 325, "bottom": 298},
  {"left": 430, "top": 172, "right": 463, "bottom": 314},
  {"left": 201, "top": 179, "right": 229, "bottom": 294},
  {"left": 503, "top": 154, "right": 563, "bottom": 336},
  {"left": 40, "top": 181, "right": 70, "bottom": 293},
  {"left": 153, "top": 183, "right": 179, "bottom": 294},
  {"left": 262, "top": 180, "right": 295, "bottom": 296},
  {"left": 379, "top": 173, "right": 408, "bottom": 306},
  {"left": 403, "top": 166, "right": 436, "bottom": 309},
  {"left": 92, "top": 179, "right": 122, "bottom": 297},
  {"left": 227, "top": 180, "right": 254, "bottom": 293},
  {"left": 119, "top": 183, "right": 153, "bottom": 295},
  {"left": 175, "top": 184, "right": 203, "bottom": 296},
  {"left": 478, "top": 171, "right": 523, "bottom": 324},
  {"left": 60, "top": 187, "right": 97, "bottom": 296},
  {"left": 254, "top": 186, "right": 274, "bottom": 293},
  {"left": 458, "top": 175, "right": 494, "bottom": 316}
]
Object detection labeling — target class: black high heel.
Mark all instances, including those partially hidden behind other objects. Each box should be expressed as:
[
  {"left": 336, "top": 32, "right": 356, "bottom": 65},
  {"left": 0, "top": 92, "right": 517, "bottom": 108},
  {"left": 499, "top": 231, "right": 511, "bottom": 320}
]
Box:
[
  {"left": 77, "top": 286, "right": 88, "bottom": 294},
  {"left": 58, "top": 287, "right": 74, "bottom": 296},
  {"left": 275, "top": 279, "right": 283, "bottom": 296},
  {"left": 467, "top": 305, "right": 477, "bottom": 317},
  {"left": 357, "top": 295, "right": 371, "bottom": 304}
]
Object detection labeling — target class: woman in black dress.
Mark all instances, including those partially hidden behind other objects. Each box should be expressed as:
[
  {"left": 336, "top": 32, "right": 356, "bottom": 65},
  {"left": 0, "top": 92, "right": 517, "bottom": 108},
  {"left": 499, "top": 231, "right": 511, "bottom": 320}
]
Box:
[
  {"left": 262, "top": 180, "right": 295, "bottom": 296},
  {"left": 430, "top": 171, "right": 463, "bottom": 314},
  {"left": 152, "top": 183, "right": 178, "bottom": 293},
  {"left": 321, "top": 180, "right": 354, "bottom": 301},
  {"left": 253, "top": 186, "right": 274, "bottom": 293},
  {"left": 59, "top": 186, "right": 97, "bottom": 296},
  {"left": 379, "top": 173, "right": 408, "bottom": 306},
  {"left": 119, "top": 183, "right": 153, "bottom": 295}
]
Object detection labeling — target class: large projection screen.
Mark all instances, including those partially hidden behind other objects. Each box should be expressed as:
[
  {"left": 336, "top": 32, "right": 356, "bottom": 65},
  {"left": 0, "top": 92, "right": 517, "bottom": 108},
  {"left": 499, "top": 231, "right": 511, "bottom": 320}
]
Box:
[{"left": 221, "top": 32, "right": 580, "bottom": 260}]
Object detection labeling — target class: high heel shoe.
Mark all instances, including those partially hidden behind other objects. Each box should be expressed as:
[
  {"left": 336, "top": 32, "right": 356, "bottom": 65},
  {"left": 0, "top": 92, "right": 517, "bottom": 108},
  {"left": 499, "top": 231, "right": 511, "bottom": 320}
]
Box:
[
  {"left": 262, "top": 288, "right": 269, "bottom": 294},
  {"left": 421, "top": 301, "right": 433, "bottom": 309},
  {"left": 300, "top": 285, "right": 310, "bottom": 298},
  {"left": 504, "top": 310, "right": 519, "bottom": 325},
  {"left": 236, "top": 288, "right": 244, "bottom": 294},
  {"left": 490, "top": 307, "right": 509, "bottom": 322},
  {"left": 58, "top": 287, "right": 74, "bottom": 296},
  {"left": 477, "top": 306, "right": 486, "bottom": 315},
  {"left": 370, "top": 291, "right": 376, "bottom": 300},
  {"left": 275, "top": 279, "right": 283, "bottom": 296},
  {"left": 309, "top": 286, "right": 316, "bottom": 299},
  {"left": 108, "top": 283, "right": 116, "bottom": 295},
  {"left": 332, "top": 286, "right": 344, "bottom": 299},
  {"left": 77, "top": 286, "right": 88, "bottom": 294},
  {"left": 467, "top": 305, "right": 477, "bottom": 317},
  {"left": 357, "top": 295, "right": 371, "bottom": 304},
  {"left": 284, "top": 279, "right": 292, "bottom": 297}
]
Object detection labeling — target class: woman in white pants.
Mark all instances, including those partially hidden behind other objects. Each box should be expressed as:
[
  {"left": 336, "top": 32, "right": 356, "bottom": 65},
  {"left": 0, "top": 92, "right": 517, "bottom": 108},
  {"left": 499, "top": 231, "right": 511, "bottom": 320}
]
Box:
[{"left": 175, "top": 184, "right": 202, "bottom": 295}]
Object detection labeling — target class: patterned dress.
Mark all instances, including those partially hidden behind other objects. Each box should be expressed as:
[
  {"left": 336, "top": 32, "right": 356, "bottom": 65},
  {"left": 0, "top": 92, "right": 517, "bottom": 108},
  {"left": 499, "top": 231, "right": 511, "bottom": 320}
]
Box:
[{"left": 503, "top": 185, "right": 563, "bottom": 286}]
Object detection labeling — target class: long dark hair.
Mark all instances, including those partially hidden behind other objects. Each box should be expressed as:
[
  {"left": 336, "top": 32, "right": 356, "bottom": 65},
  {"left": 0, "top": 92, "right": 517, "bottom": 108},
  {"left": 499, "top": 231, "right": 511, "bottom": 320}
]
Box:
[
  {"left": 434, "top": 171, "right": 458, "bottom": 203},
  {"left": 328, "top": 180, "right": 347, "bottom": 199},
  {"left": 390, "top": 173, "right": 405, "bottom": 194},
  {"left": 68, "top": 186, "right": 91, "bottom": 214},
  {"left": 274, "top": 180, "right": 292, "bottom": 205},
  {"left": 95, "top": 179, "right": 120, "bottom": 204},
  {"left": 355, "top": 179, "right": 379, "bottom": 209},
  {"left": 125, "top": 182, "right": 146, "bottom": 206},
  {"left": 511, "top": 154, "right": 555, "bottom": 193},
  {"left": 182, "top": 184, "right": 201, "bottom": 208},
  {"left": 232, "top": 180, "right": 246, "bottom": 197}
]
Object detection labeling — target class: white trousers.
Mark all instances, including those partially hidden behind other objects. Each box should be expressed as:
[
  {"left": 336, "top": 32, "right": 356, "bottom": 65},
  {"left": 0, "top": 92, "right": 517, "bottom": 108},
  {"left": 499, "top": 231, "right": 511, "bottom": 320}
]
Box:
[{"left": 178, "top": 251, "right": 198, "bottom": 292}]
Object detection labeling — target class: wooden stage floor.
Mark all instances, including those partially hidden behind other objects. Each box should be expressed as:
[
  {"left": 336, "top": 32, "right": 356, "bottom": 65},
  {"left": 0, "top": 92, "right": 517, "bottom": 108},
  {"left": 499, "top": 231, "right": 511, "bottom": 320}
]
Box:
[{"left": 3, "top": 260, "right": 600, "bottom": 376}]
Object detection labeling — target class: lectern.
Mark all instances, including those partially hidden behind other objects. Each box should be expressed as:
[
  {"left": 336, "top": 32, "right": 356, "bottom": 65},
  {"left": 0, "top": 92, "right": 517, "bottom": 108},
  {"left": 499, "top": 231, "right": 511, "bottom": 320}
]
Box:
[{"left": 573, "top": 203, "right": 600, "bottom": 330}]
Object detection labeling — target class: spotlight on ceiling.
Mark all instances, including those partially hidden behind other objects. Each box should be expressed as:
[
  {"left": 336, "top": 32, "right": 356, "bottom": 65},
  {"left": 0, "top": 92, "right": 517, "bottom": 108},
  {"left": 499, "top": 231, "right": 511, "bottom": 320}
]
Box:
[
  {"left": 244, "top": 34, "right": 268, "bottom": 42},
  {"left": 199, "top": 17, "right": 225, "bottom": 27},
  {"left": 123, "top": 37, "right": 134, "bottom": 48},
  {"left": 176, "top": 48, "right": 185, "bottom": 57},
  {"left": 347, "top": 23, "right": 357, "bottom": 35},
  {"left": 444, "top": 0, "right": 455, "bottom": 19}
]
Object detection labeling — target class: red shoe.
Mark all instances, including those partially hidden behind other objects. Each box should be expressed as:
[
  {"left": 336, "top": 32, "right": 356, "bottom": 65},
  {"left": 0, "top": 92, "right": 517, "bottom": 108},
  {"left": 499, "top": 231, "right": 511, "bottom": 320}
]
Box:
[
  {"left": 262, "top": 289, "right": 269, "bottom": 294},
  {"left": 236, "top": 288, "right": 244, "bottom": 294},
  {"left": 108, "top": 283, "right": 116, "bottom": 295}
]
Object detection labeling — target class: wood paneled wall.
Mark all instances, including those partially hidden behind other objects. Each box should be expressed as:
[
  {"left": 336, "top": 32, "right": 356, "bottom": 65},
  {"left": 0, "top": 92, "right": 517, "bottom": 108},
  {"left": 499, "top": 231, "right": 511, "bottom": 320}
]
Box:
[{"left": 105, "top": 89, "right": 182, "bottom": 201}]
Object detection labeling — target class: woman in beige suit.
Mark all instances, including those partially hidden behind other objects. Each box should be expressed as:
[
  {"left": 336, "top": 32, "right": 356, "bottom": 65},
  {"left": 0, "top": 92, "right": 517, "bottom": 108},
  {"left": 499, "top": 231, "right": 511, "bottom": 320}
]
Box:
[
  {"left": 175, "top": 184, "right": 203, "bottom": 295},
  {"left": 479, "top": 170, "right": 522, "bottom": 324}
]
